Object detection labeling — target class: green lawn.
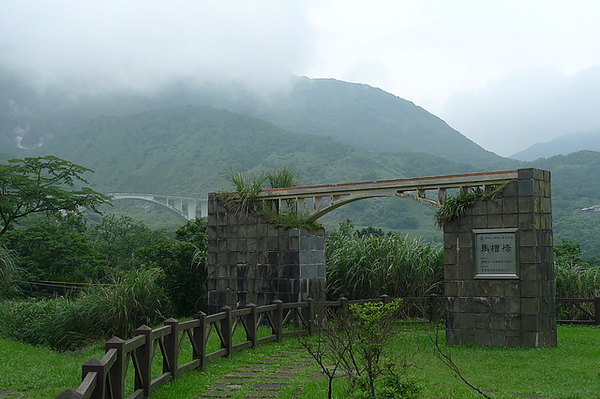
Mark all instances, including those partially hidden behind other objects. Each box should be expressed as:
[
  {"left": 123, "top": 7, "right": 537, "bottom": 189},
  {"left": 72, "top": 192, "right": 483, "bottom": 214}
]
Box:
[{"left": 1, "top": 325, "right": 599, "bottom": 398}]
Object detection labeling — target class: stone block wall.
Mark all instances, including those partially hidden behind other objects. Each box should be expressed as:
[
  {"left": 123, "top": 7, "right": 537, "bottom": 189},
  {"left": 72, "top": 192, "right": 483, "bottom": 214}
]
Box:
[
  {"left": 444, "top": 168, "right": 556, "bottom": 347},
  {"left": 206, "top": 193, "right": 326, "bottom": 314}
]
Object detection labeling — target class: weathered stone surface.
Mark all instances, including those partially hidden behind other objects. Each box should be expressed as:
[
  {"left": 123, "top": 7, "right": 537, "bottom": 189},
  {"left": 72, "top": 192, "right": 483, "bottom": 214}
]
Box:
[
  {"left": 444, "top": 169, "right": 556, "bottom": 348},
  {"left": 207, "top": 194, "right": 326, "bottom": 313}
]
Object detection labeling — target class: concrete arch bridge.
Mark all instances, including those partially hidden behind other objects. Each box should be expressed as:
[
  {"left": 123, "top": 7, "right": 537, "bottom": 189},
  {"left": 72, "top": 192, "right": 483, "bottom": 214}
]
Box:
[
  {"left": 107, "top": 193, "right": 208, "bottom": 220},
  {"left": 255, "top": 170, "right": 519, "bottom": 221}
]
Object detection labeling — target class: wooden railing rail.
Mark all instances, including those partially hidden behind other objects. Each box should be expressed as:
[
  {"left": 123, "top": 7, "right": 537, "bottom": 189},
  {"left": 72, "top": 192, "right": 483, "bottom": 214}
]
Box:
[
  {"left": 556, "top": 297, "right": 600, "bottom": 325},
  {"left": 54, "top": 294, "right": 456, "bottom": 399}
]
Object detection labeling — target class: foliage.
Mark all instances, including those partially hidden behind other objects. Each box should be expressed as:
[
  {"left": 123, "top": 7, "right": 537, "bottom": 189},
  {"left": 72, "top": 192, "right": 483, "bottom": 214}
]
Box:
[
  {"left": 300, "top": 299, "right": 420, "bottom": 399},
  {"left": 220, "top": 167, "right": 322, "bottom": 230},
  {"left": 90, "top": 213, "right": 175, "bottom": 271},
  {"left": 0, "top": 245, "right": 19, "bottom": 298},
  {"left": 1, "top": 215, "right": 105, "bottom": 285},
  {"left": 265, "top": 166, "right": 299, "bottom": 189},
  {"left": 140, "top": 218, "right": 208, "bottom": 316},
  {"left": 554, "top": 239, "right": 600, "bottom": 299},
  {"left": 434, "top": 183, "right": 509, "bottom": 228},
  {"left": 222, "top": 168, "right": 267, "bottom": 214},
  {"left": 0, "top": 268, "right": 170, "bottom": 350},
  {"left": 78, "top": 268, "right": 170, "bottom": 338},
  {"left": 326, "top": 223, "right": 443, "bottom": 301},
  {"left": 0, "top": 155, "right": 110, "bottom": 237}
]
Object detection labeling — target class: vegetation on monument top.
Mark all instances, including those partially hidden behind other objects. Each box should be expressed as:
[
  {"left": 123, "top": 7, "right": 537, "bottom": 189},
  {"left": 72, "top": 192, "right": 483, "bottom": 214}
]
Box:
[
  {"left": 434, "top": 182, "right": 511, "bottom": 228},
  {"left": 219, "top": 167, "right": 322, "bottom": 230}
]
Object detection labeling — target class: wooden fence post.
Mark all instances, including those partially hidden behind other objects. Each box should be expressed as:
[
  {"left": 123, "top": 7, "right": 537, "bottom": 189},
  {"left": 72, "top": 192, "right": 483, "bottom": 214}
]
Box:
[
  {"left": 134, "top": 325, "right": 152, "bottom": 397},
  {"left": 303, "top": 298, "right": 314, "bottom": 336},
  {"left": 595, "top": 297, "right": 600, "bottom": 326},
  {"left": 339, "top": 297, "right": 349, "bottom": 315},
  {"left": 220, "top": 306, "right": 233, "bottom": 356},
  {"left": 81, "top": 358, "right": 106, "bottom": 399},
  {"left": 194, "top": 312, "right": 207, "bottom": 371},
  {"left": 246, "top": 303, "right": 258, "bottom": 348},
  {"left": 164, "top": 318, "right": 179, "bottom": 379},
  {"left": 429, "top": 294, "right": 440, "bottom": 323},
  {"left": 104, "top": 337, "right": 126, "bottom": 399},
  {"left": 55, "top": 389, "right": 84, "bottom": 399},
  {"left": 273, "top": 299, "right": 284, "bottom": 342}
]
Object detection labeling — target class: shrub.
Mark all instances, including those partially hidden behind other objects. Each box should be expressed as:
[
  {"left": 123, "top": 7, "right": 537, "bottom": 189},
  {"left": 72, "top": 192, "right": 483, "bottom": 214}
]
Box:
[{"left": 0, "top": 268, "right": 170, "bottom": 350}]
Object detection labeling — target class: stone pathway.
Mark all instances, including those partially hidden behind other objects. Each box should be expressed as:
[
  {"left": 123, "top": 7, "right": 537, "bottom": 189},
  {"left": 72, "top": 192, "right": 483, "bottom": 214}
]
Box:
[{"left": 197, "top": 348, "right": 318, "bottom": 398}]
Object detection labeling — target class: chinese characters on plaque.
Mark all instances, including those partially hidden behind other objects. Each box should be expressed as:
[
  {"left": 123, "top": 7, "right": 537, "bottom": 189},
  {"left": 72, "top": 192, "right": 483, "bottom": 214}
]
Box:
[{"left": 473, "top": 228, "right": 519, "bottom": 279}]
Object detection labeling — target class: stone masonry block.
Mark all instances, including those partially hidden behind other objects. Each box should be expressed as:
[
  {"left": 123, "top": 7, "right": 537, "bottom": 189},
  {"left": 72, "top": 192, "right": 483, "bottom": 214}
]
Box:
[
  {"left": 518, "top": 179, "right": 534, "bottom": 197},
  {"left": 502, "top": 213, "right": 519, "bottom": 228}
]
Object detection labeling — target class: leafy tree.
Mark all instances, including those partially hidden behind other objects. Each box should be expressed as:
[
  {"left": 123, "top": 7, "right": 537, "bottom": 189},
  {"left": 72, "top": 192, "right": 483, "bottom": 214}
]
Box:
[
  {"left": 0, "top": 155, "right": 110, "bottom": 237},
  {"left": 139, "top": 218, "right": 208, "bottom": 315},
  {"left": 90, "top": 214, "right": 174, "bottom": 270},
  {"left": 1, "top": 215, "right": 104, "bottom": 284}
]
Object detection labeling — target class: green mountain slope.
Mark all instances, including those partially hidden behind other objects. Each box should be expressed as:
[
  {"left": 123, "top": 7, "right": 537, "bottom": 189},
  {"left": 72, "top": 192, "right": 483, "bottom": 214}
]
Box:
[
  {"left": 530, "top": 150, "right": 600, "bottom": 255},
  {"left": 147, "top": 77, "right": 510, "bottom": 167},
  {"left": 33, "top": 105, "right": 477, "bottom": 197}
]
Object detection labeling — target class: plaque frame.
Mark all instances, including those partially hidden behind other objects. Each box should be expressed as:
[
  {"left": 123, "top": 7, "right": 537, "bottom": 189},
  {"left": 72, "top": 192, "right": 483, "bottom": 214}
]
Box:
[{"left": 472, "top": 228, "right": 519, "bottom": 279}]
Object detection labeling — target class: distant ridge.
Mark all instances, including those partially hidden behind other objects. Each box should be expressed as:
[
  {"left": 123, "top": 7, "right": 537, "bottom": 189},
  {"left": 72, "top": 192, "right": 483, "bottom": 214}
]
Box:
[{"left": 511, "top": 131, "right": 600, "bottom": 161}]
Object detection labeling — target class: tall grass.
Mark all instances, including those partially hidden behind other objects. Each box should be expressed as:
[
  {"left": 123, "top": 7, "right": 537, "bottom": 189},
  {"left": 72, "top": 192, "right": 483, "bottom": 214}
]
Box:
[
  {"left": 326, "top": 230, "right": 443, "bottom": 300},
  {"left": 0, "top": 268, "right": 170, "bottom": 350},
  {"left": 555, "top": 260, "right": 600, "bottom": 298},
  {"left": 0, "top": 245, "right": 19, "bottom": 298}
]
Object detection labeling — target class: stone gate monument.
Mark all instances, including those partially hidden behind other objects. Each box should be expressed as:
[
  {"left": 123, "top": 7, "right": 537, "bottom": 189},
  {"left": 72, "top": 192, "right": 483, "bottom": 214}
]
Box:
[
  {"left": 443, "top": 168, "right": 556, "bottom": 347},
  {"left": 206, "top": 168, "right": 556, "bottom": 347}
]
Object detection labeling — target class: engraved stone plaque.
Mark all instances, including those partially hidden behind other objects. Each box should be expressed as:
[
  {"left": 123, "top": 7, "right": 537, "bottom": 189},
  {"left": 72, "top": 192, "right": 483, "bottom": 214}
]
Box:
[{"left": 473, "top": 228, "right": 519, "bottom": 279}]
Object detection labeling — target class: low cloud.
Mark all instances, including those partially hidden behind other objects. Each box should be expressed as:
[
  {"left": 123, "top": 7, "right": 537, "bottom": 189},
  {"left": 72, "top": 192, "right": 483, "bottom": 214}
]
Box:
[
  {"left": 0, "top": 1, "right": 316, "bottom": 93},
  {"left": 441, "top": 67, "right": 600, "bottom": 156}
]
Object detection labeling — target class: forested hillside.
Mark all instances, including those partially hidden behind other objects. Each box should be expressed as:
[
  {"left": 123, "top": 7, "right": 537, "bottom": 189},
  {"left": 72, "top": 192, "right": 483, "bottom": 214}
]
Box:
[
  {"left": 32, "top": 105, "right": 478, "bottom": 196},
  {"left": 530, "top": 150, "right": 600, "bottom": 254}
]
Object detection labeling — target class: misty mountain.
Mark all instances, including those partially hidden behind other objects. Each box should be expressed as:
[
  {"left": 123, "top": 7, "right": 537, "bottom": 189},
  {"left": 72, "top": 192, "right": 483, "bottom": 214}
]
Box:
[
  {"left": 511, "top": 131, "right": 600, "bottom": 161},
  {"left": 31, "top": 105, "right": 477, "bottom": 197},
  {"left": 0, "top": 67, "right": 509, "bottom": 168}
]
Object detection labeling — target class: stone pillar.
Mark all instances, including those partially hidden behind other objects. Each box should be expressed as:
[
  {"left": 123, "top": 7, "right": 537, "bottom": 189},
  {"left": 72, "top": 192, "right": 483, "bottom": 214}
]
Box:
[
  {"left": 206, "top": 193, "right": 326, "bottom": 314},
  {"left": 444, "top": 168, "right": 556, "bottom": 347}
]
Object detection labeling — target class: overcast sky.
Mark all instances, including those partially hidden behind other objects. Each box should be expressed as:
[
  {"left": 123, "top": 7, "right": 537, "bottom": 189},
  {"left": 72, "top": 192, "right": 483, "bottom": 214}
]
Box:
[{"left": 2, "top": 1, "right": 600, "bottom": 156}]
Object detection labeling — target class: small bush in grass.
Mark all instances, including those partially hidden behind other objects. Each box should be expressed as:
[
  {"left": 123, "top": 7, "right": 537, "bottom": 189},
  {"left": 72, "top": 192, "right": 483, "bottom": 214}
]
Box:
[{"left": 301, "top": 299, "right": 421, "bottom": 399}]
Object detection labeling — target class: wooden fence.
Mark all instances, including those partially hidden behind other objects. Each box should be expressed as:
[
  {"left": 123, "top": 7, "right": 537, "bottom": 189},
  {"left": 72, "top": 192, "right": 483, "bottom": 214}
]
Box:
[
  {"left": 56, "top": 296, "right": 598, "bottom": 399},
  {"left": 556, "top": 297, "right": 600, "bottom": 325},
  {"left": 55, "top": 295, "right": 440, "bottom": 399}
]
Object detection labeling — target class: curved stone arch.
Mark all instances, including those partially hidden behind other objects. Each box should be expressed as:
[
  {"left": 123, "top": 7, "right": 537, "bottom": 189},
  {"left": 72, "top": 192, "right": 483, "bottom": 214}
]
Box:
[{"left": 304, "top": 190, "right": 439, "bottom": 222}]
